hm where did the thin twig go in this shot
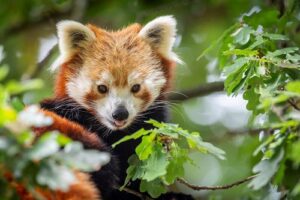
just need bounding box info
[122,187,149,200]
[288,99,300,111]
[168,81,224,102]
[114,185,152,200]
[25,0,88,79]
[26,44,58,79]
[0,10,71,40]
[177,174,258,191]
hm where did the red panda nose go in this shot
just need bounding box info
[112,106,129,121]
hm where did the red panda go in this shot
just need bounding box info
[31,16,194,200]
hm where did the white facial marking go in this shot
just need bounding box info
[92,70,165,130]
[145,70,166,99]
[66,70,92,108]
[96,71,113,86]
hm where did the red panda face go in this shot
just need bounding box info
[52,16,180,130]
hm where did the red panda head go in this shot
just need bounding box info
[52,16,181,130]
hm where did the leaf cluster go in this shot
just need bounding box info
[199,1,300,197]
[113,119,225,198]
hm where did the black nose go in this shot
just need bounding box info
[112,106,129,121]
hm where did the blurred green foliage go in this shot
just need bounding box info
[0,65,110,199]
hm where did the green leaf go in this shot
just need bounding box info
[223,49,258,57]
[263,185,281,200]
[112,129,151,148]
[37,159,76,192]
[58,142,110,172]
[248,35,265,49]
[135,133,156,160]
[10,98,24,112]
[0,106,17,125]
[28,133,60,160]
[185,132,225,160]
[266,47,299,58]
[225,65,248,94]
[248,150,284,190]
[128,155,146,181]
[196,140,226,160]
[287,53,300,63]
[243,86,260,111]
[164,148,187,184]
[232,26,253,45]
[197,23,239,61]
[288,140,300,166]
[263,33,289,41]
[223,57,248,75]
[16,131,34,145]
[285,81,300,94]
[146,119,163,128]
[56,134,72,146]
[143,144,169,181]
[140,179,167,198]
[121,155,147,190]
[5,79,44,94]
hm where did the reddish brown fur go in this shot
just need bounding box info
[5,171,100,200]
[26,109,103,199]
[159,56,176,95]
[37,171,100,200]
[136,87,152,107]
[55,56,83,98]
[54,22,175,104]
[36,109,103,149]
[29,21,177,200]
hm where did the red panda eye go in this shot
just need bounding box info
[97,85,108,94]
[131,84,141,93]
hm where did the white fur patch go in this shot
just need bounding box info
[66,70,92,107]
[145,70,166,99]
[51,20,96,71]
[96,71,114,86]
[139,16,182,64]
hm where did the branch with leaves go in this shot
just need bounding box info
[112,119,226,198]
[196,0,300,197]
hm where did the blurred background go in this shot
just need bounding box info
[0,0,280,199]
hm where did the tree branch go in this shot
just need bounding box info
[168,81,224,102]
[177,174,257,191]
[114,185,152,200]
[24,45,58,79]
[1,0,88,40]
[23,0,88,79]
[1,10,70,40]
[288,99,300,111]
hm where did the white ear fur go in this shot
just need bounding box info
[51,20,95,71]
[139,16,182,64]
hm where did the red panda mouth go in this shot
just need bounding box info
[114,120,127,127]
[107,119,128,129]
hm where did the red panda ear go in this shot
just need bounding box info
[51,20,96,70]
[139,16,182,64]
